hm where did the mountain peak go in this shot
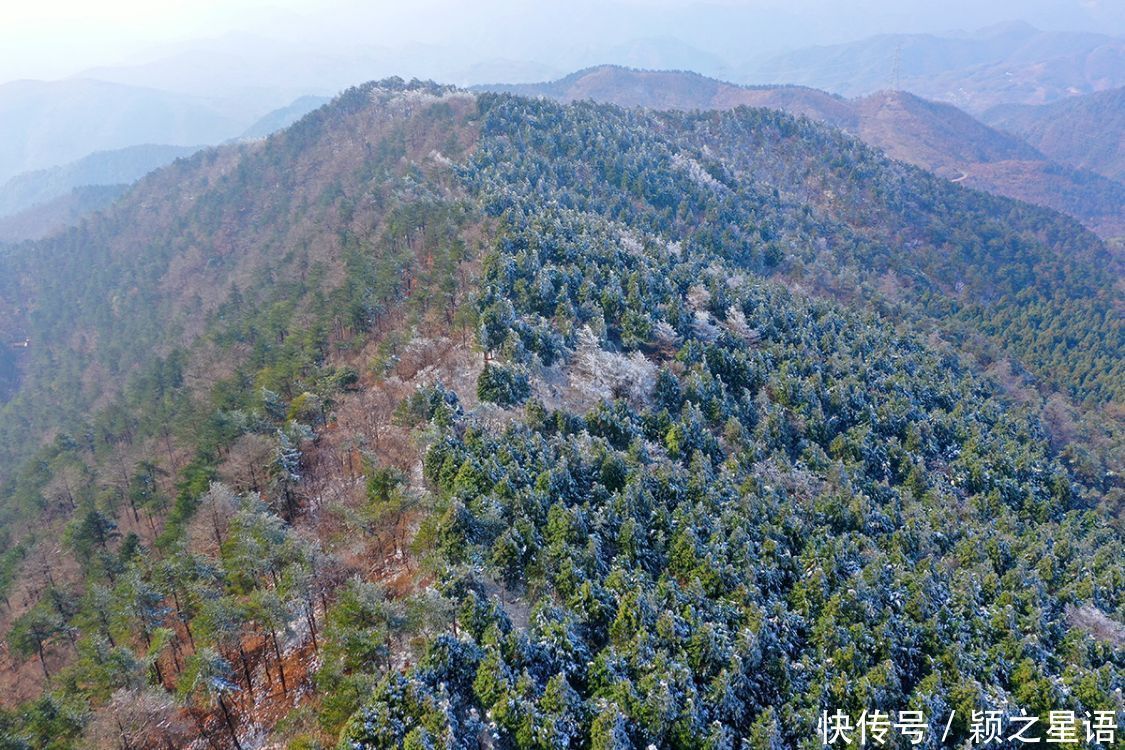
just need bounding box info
[974,19,1040,39]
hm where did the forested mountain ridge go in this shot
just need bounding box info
[0,80,1120,749]
[483,65,1125,238]
[468,93,1122,404]
[476,66,857,126]
[0,81,479,481]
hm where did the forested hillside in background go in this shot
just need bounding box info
[485,66,1125,239]
[0,145,202,221]
[0,80,1120,749]
[984,87,1125,183]
[0,185,130,243]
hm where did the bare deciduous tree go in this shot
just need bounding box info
[82,687,191,750]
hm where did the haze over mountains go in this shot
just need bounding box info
[0,91,330,241]
[0,79,247,183]
[749,21,1125,112]
[49,15,1125,113]
[12,1,1123,89]
[2,14,1121,244]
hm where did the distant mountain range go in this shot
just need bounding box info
[0,95,333,241]
[54,20,1125,115]
[745,21,1125,113]
[0,144,201,220]
[478,66,856,125]
[0,79,264,183]
[483,65,1124,237]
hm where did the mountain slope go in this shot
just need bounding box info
[345,207,1123,750]
[0,144,201,220]
[0,184,129,243]
[238,95,333,140]
[0,97,342,239]
[852,90,1041,172]
[0,81,1120,749]
[852,90,1125,238]
[747,22,1125,112]
[0,82,479,477]
[481,66,1125,238]
[984,86,1125,182]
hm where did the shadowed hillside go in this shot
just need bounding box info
[853,90,1125,237]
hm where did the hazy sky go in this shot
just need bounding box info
[2,0,1123,84]
[1,0,307,80]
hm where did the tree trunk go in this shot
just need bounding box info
[171,588,196,650]
[116,716,134,750]
[238,646,254,697]
[305,603,318,651]
[170,638,184,674]
[271,629,287,694]
[36,641,50,680]
[217,695,243,750]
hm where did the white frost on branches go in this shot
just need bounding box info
[692,310,721,342]
[652,320,681,352]
[725,305,761,345]
[671,152,725,191]
[428,149,453,167]
[619,230,645,257]
[571,326,656,405]
[686,285,711,310]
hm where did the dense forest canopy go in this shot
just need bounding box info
[479,66,1125,240]
[0,80,1119,749]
